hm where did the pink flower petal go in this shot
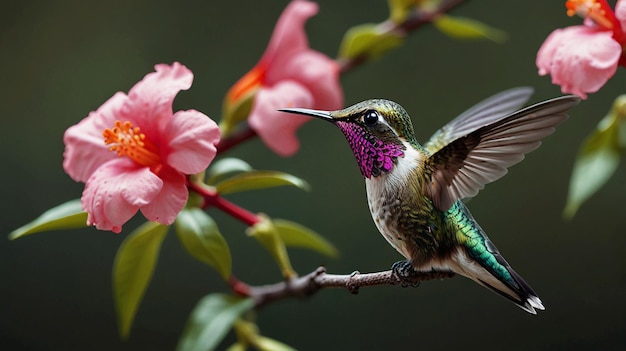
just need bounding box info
[537,29,562,76]
[140,166,187,225]
[164,109,221,175]
[63,62,213,232]
[127,62,194,136]
[63,92,129,182]
[81,158,163,232]
[260,0,319,67]
[249,81,314,156]
[274,51,343,110]
[234,0,343,156]
[537,26,621,98]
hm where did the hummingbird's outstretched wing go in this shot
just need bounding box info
[424,87,534,154]
[424,93,581,212]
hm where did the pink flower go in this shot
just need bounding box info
[63,62,221,233]
[537,0,626,99]
[224,0,343,156]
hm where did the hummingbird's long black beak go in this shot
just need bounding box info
[278,107,334,122]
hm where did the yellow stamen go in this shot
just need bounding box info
[103,120,161,167]
[565,0,613,29]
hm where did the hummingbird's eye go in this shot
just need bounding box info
[363,110,379,126]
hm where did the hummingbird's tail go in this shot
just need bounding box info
[450,248,544,314]
[447,203,544,314]
[451,250,545,314]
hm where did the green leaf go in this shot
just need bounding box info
[433,15,507,43]
[9,199,88,240]
[215,171,310,195]
[274,219,338,258]
[175,208,232,280]
[615,95,626,146]
[231,319,295,351]
[206,158,253,185]
[225,342,247,351]
[564,114,622,219]
[338,23,404,61]
[177,294,254,351]
[221,87,258,137]
[228,319,295,351]
[246,215,296,279]
[253,336,297,351]
[387,0,415,24]
[113,221,169,339]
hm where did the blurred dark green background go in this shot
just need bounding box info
[2,1,625,350]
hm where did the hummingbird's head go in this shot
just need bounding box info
[280,99,418,178]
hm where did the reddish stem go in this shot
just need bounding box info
[208,194,260,226]
[216,124,257,156]
[229,275,252,296]
[188,181,260,226]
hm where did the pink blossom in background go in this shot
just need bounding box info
[536,0,626,99]
[63,63,221,233]
[225,0,343,156]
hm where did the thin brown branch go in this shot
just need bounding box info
[249,266,455,309]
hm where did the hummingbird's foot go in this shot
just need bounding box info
[391,260,421,287]
[391,261,456,287]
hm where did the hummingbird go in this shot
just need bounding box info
[279,87,580,314]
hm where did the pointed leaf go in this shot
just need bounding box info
[206,158,253,185]
[274,219,338,258]
[215,171,309,195]
[339,23,404,61]
[113,221,169,339]
[9,199,87,240]
[252,336,297,351]
[246,215,296,279]
[433,15,507,43]
[564,115,622,218]
[175,208,232,280]
[177,294,254,351]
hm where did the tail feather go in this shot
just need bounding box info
[451,248,544,314]
[448,201,544,313]
[478,273,544,314]
[508,268,545,312]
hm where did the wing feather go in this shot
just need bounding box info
[425,95,580,211]
[424,87,535,154]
